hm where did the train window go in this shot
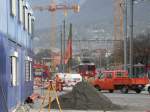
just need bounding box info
[116,72,125,77]
[106,73,112,79]
[10,0,17,17]
[88,65,95,71]
[79,65,95,71]
[148,72,150,79]
[98,73,105,79]
[11,56,17,86]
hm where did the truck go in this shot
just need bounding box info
[92,70,149,93]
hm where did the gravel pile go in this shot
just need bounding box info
[46,81,121,110]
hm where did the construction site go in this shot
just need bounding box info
[1,0,150,112]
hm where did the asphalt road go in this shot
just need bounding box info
[103,91,150,111]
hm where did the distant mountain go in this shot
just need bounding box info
[31,0,150,51]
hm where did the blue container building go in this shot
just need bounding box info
[0,0,35,112]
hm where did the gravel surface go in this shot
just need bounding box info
[30,84,150,112]
[46,82,121,111]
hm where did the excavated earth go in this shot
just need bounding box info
[45,81,122,111]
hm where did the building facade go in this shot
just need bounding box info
[0,0,34,112]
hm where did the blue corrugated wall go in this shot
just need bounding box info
[0,32,34,112]
[7,40,20,111]
[0,0,34,111]
[0,33,8,112]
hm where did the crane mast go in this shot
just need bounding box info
[114,0,124,66]
[50,0,57,49]
[33,0,80,71]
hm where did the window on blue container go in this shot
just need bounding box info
[28,13,31,34]
[23,5,28,30]
[10,56,17,86]
[29,62,32,81]
[18,0,23,23]
[25,61,32,81]
[10,0,17,17]
[31,17,35,36]
[28,14,35,36]
[25,61,29,81]
[23,6,25,29]
[25,8,28,31]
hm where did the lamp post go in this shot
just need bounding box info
[129,0,134,76]
[63,19,66,73]
[123,0,128,71]
[129,0,146,76]
[60,25,63,72]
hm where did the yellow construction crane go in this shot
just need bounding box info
[113,0,124,66]
[33,0,80,71]
[114,0,124,41]
[33,0,80,49]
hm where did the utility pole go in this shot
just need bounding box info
[129,0,134,76]
[123,0,128,70]
[60,25,63,72]
[99,52,102,68]
[69,23,73,72]
[63,19,66,73]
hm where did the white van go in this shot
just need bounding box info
[63,73,82,87]
[55,73,82,87]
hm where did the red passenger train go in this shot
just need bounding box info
[33,64,50,79]
[77,62,96,78]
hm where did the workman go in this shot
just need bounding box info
[55,74,62,91]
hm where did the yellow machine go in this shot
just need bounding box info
[39,81,62,112]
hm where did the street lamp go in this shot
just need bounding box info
[120,0,128,71]
[129,0,145,76]
[129,0,134,76]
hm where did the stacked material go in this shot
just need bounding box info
[46,81,121,110]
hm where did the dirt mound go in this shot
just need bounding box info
[46,81,121,110]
